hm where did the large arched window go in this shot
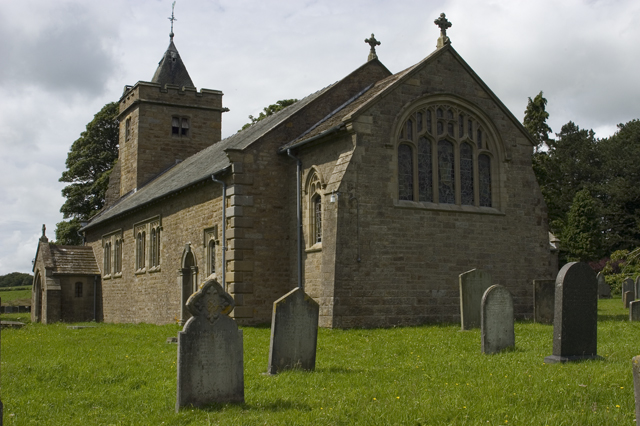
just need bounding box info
[396,101,496,207]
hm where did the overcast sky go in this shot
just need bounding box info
[1,0,639,275]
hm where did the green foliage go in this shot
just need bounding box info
[523,91,552,151]
[57,102,119,244]
[562,189,602,262]
[2,307,638,424]
[54,217,82,245]
[602,248,640,296]
[239,99,298,131]
[0,272,33,288]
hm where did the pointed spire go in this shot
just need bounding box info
[151,2,195,88]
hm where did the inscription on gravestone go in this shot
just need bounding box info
[596,272,611,299]
[481,285,515,354]
[622,277,634,300]
[533,279,555,324]
[544,262,602,363]
[176,279,244,411]
[459,269,492,330]
[630,301,640,322]
[267,287,319,375]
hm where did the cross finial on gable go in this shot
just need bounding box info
[434,13,452,48]
[168,1,177,41]
[365,33,381,61]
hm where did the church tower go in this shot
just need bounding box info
[116,32,224,197]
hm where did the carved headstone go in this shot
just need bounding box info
[267,287,319,374]
[623,277,635,300]
[544,262,601,363]
[630,301,640,322]
[625,291,635,309]
[176,279,244,411]
[459,269,492,330]
[481,285,515,354]
[533,279,555,324]
[596,272,611,299]
[633,356,640,425]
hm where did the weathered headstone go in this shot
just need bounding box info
[625,291,635,309]
[267,287,319,374]
[176,279,244,411]
[636,277,640,303]
[533,279,555,324]
[459,269,492,330]
[633,356,640,425]
[596,272,611,299]
[630,301,640,322]
[623,277,635,300]
[481,285,515,354]
[544,262,602,363]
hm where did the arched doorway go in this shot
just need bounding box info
[179,244,198,325]
[33,272,43,323]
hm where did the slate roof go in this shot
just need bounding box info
[85,81,337,229]
[151,40,195,88]
[48,245,100,275]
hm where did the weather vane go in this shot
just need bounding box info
[169,1,177,40]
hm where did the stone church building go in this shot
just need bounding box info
[33,15,557,327]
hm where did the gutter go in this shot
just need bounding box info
[287,149,303,290]
[210,173,227,291]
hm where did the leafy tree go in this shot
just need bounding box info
[562,189,602,262]
[239,99,298,131]
[0,272,33,288]
[56,102,119,244]
[523,91,552,151]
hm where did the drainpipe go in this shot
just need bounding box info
[287,149,303,290]
[93,275,97,322]
[211,174,227,291]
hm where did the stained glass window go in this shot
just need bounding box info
[438,140,455,204]
[398,144,414,200]
[479,154,492,207]
[406,119,413,140]
[437,121,444,135]
[314,196,322,243]
[447,109,454,120]
[459,114,464,138]
[426,110,432,133]
[460,143,474,205]
[447,123,454,137]
[437,108,443,118]
[477,129,483,149]
[418,137,432,202]
[468,119,473,140]
[417,112,423,133]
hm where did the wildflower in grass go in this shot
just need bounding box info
[616,405,620,408]
[397,397,400,399]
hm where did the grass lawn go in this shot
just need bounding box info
[0,286,31,306]
[1,298,636,425]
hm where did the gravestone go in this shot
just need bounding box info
[544,262,601,363]
[533,279,555,324]
[481,285,515,354]
[636,277,640,303]
[176,278,244,411]
[630,301,640,322]
[633,356,640,425]
[459,269,492,330]
[623,277,635,300]
[596,272,611,299]
[267,287,319,374]
[625,291,634,309]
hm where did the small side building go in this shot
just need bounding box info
[32,226,101,323]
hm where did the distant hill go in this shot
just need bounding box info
[0,272,33,288]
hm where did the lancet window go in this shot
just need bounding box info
[306,170,324,247]
[397,103,494,207]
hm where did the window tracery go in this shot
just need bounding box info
[396,101,495,208]
[305,170,324,248]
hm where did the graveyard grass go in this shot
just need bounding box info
[3,299,636,425]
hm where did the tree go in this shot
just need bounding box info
[239,99,298,131]
[562,189,602,262]
[0,272,33,288]
[523,91,552,151]
[56,102,119,244]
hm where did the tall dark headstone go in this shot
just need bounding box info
[544,262,602,363]
[533,279,555,324]
[459,269,492,330]
[635,277,640,302]
[630,301,640,322]
[596,272,611,299]
[481,285,515,354]
[623,277,634,300]
[267,287,319,375]
[176,279,244,411]
[625,291,635,309]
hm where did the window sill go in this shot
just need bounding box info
[149,266,161,273]
[103,274,111,280]
[135,269,146,275]
[113,273,122,279]
[394,199,504,215]
[305,243,322,253]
